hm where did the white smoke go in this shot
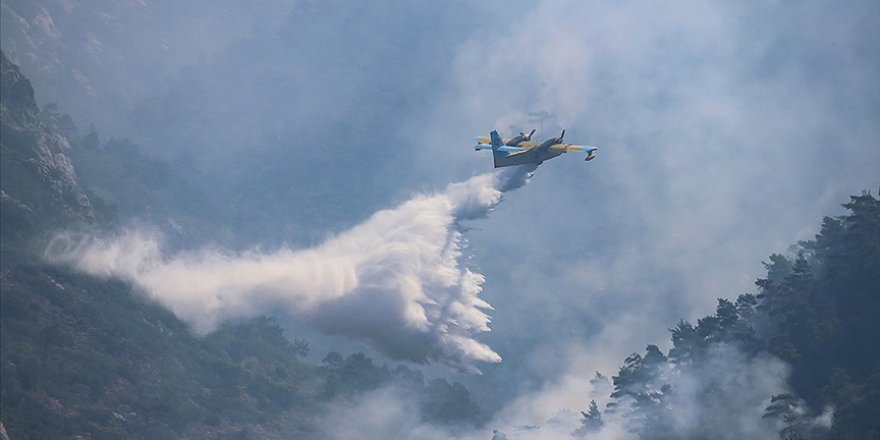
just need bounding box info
[45,165,536,371]
[475,343,832,440]
[315,386,458,440]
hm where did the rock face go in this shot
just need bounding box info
[0,49,93,239]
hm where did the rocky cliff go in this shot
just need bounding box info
[1,49,92,251]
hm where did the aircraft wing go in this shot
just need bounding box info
[553,143,599,161]
[556,144,598,153]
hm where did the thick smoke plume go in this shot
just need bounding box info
[46,165,537,371]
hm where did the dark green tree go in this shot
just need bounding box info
[573,399,604,437]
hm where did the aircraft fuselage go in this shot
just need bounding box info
[493,144,564,168]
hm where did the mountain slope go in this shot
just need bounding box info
[0,53,484,439]
[1,49,93,256]
[1,48,327,439]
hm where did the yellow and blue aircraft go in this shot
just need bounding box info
[475,129,598,168]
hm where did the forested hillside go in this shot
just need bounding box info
[0,51,482,440]
[0,50,94,258]
[3,40,879,439]
[581,192,880,439]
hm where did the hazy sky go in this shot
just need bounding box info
[5,0,879,436]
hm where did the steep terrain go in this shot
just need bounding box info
[0,48,319,439]
[0,53,482,439]
[1,50,92,256]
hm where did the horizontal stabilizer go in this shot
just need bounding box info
[476,143,525,153]
[498,145,526,153]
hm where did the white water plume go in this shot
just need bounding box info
[46,165,537,371]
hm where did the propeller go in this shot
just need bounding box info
[517,129,537,141]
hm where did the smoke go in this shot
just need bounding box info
[10,0,875,436]
[475,343,833,440]
[620,344,792,439]
[313,386,458,440]
[45,165,536,371]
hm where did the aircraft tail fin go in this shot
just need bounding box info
[489,130,504,152]
[490,130,507,168]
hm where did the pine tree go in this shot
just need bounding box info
[573,400,604,437]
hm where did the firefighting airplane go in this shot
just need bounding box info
[475,129,598,168]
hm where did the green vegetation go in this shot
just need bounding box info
[320,352,483,426]
[0,261,483,439]
[0,269,323,439]
[4,43,878,439]
[589,192,880,439]
[1,51,482,439]
[0,263,483,439]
